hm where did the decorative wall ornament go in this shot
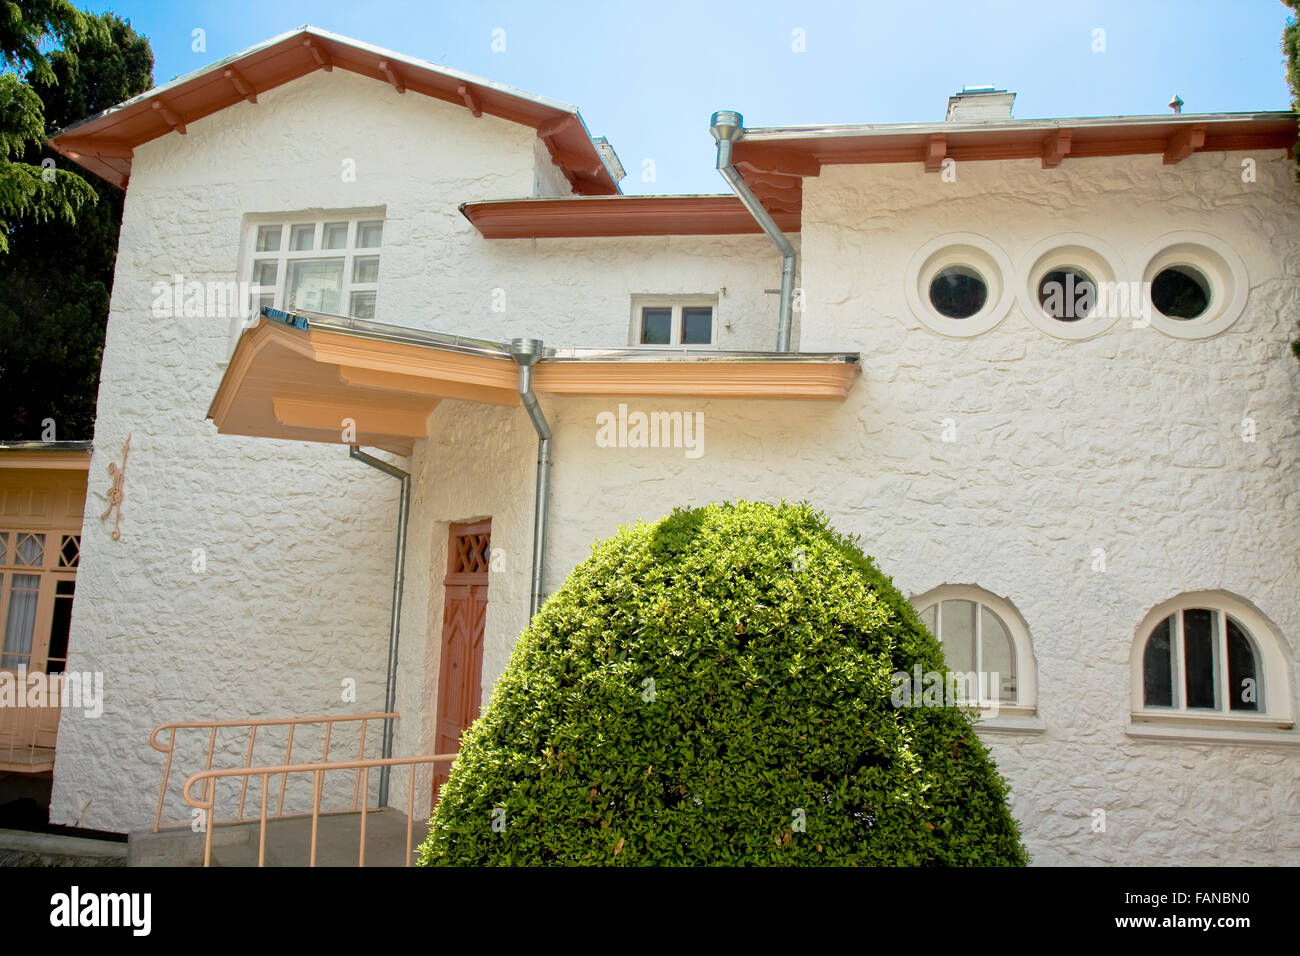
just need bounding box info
[99,433,131,540]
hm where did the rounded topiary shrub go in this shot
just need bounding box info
[418,501,1028,866]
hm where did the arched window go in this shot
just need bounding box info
[1133,592,1293,728]
[910,585,1037,715]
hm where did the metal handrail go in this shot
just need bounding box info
[149,712,397,832]
[182,754,457,866]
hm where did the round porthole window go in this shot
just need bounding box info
[1150,264,1211,320]
[905,234,1014,337]
[1139,233,1247,339]
[929,265,987,318]
[1036,267,1097,322]
[1017,234,1125,341]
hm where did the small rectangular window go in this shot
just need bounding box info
[356,221,384,249]
[322,222,350,249]
[289,223,316,252]
[352,256,380,284]
[681,307,713,345]
[632,299,717,347]
[255,225,282,253]
[640,308,672,345]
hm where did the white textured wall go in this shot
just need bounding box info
[54,59,1300,863]
[401,151,1300,864]
[52,67,782,832]
[51,69,549,832]
[792,153,1300,864]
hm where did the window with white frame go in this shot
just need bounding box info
[1133,592,1292,727]
[247,216,384,322]
[631,297,716,347]
[911,585,1037,714]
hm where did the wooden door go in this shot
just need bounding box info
[432,520,490,805]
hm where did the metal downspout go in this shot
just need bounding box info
[508,338,552,619]
[349,445,410,807]
[710,109,797,352]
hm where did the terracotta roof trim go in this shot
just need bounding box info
[49,25,620,195]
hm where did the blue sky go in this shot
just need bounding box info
[85,0,1296,193]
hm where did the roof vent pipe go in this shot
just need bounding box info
[509,338,552,619]
[711,109,797,352]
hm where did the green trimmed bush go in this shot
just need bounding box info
[418,501,1028,866]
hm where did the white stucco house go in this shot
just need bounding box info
[13,25,1298,864]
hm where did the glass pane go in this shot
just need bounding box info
[940,599,975,676]
[255,225,281,253]
[252,260,277,289]
[1226,616,1259,712]
[1143,616,1173,707]
[286,259,344,314]
[356,221,384,249]
[980,606,1016,703]
[929,265,987,319]
[352,256,380,284]
[47,579,75,674]
[289,224,316,252]
[322,222,349,249]
[641,308,671,345]
[681,307,712,345]
[15,533,44,566]
[2,573,40,669]
[1183,608,1217,709]
[918,604,937,634]
[59,535,79,568]
[349,291,376,320]
[258,293,276,315]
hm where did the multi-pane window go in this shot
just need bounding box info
[917,597,1017,705]
[248,217,383,320]
[1142,607,1261,713]
[0,531,78,673]
[910,585,1037,714]
[634,301,715,347]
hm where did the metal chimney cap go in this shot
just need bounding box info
[1169,94,1184,113]
[710,110,744,143]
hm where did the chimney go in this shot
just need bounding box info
[946,86,1016,123]
[591,136,626,183]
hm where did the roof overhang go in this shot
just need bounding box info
[0,443,93,470]
[48,26,621,195]
[729,111,1298,222]
[460,194,802,238]
[209,310,860,456]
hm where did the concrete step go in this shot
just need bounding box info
[0,827,127,867]
[130,809,428,867]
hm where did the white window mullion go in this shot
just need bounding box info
[1217,610,1229,713]
[1173,611,1186,713]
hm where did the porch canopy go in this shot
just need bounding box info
[208,309,861,455]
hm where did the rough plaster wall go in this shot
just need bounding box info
[50,69,541,832]
[787,152,1300,864]
[438,233,793,350]
[532,137,575,198]
[390,402,536,820]
[55,58,1299,860]
[402,151,1300,863]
